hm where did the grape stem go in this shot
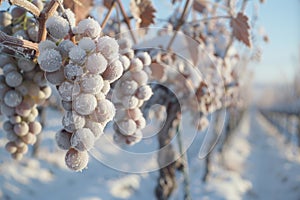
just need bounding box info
[37,0,60,42]
[116,0,137,44]
[101,0,116,30]
[9,0,41,17]
[0,30,38,56]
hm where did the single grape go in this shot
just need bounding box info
[80,74,103,94]
[131,70,149,86]
[38,49,62,72]
[119,80,138,96]
[129,58,143,72]
[17,58,36,72]
[65,148,89,171]
[116,119,137,136]
[55,129,72,150]
[86,53,107,74]
[78,37,96,52]
[96,36,119,61]
[135,85,153,101]
[69,46,86,65]
[102,60,123,83]
[84,120,104,138]
[64,64,83,81]
[73,93,97,116]
[38,40,57,52]
[62,111,85,132]
[70,128,95,151]
[4,90,22,107]
[75,18,101,39]
[46,15,70,39]
[13,122,29,136]
[92,99,115,123]
[28,121,42,134]
[58,40,75,58]
[45,67,65,85]
[5,141,18,154]
[121,95,139,109]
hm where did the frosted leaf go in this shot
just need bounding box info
[86,53,107,74]
[2,63,17,75]
[55,129,72,150]
[119,80,138,96]
[120,55,130,71]
[136,85,153,101]
[62,111,85,132]
[80,74,103,94]
[58,40,75,58]
[29,121,42,134]
[85,120,104,138]
[38,40,57,52]
[38,49,62,72]
[78,37,96,52]
[58,81,79,101]
[73,93,97,115]
[13,122,29,136]
[4,90,22,107]
[65,148,89,171]
[131,70,149,86]
[69,46,86,65]
[46,15,70,39]
[64,64,83,81]
[1,104,15,116]
[93,99,115,123]
[118,38,132,50]
[71,128,95,151]
[135,116,146,129]
[137,52,152,66]
[101,80,110,95]
[121,95,139,109]
[5,71,22,87]
[45,67,65,85]
[116,119,137,136]
[129,58,143,72]
[96,36,119,61]
[102,60,123,83]
[75,18,101,39]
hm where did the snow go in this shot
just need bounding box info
[1,106,300,200]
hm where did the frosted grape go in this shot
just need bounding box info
[135,117,146,129]
[64,9,76,28]
[84,120,104,138]
[64,64,83,81]
[69,46,86,65]
[75,18,101,39]
[93,99,115,123]
[102,60,123,83]
[4,90,22,107]
[46,15,69,39]
[119,80,138,96]
[58,81,79,102]
[86,53,107,74]
[62,111,85,132]
[80,74,103,94]
[116,119,137,136]
[121,95,139,109]
[58,40,75,58]
[38,49,62,72]
[120,55,130,71]
[131,70,149,86]
[55,129,72,150]
[71,128,95,151]
[5,71,23,87]
[65,148,89,171]
[101,80,110,95]
[73,93,97,115]
[129,58,143,72]
[137,52,152,66]
[38,40,57,52]
[96,36,119,61]
[78,37,96,52]
[136,85,153,101]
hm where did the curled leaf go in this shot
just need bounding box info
[230,12,251,47]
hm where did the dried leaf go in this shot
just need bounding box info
[230,12,251,47]
[63,0,93,23]
[193,0,207,13]
[130,0,156,28]
[103,0,114,9]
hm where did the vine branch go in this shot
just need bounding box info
[101,0,116,29]
[9,0,41,17]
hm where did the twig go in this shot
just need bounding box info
[9,0,41,17]
[116,0,137,44]
[0,30,38,55]
[167,0,192,50]
[37,0,60,42]
[101,0,116,29]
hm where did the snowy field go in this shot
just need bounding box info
[1,105,300,200]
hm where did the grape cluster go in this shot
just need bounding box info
[111,38,152,146]
[0,54,50,160]
[38,16,128,171]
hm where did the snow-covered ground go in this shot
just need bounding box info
[0,106,300,200]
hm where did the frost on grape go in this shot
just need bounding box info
[46,15,70,39]
[69,46,87,65]
[38,49,62,72]
[71,128,95,151]
[96,36,119,61]
[74,18,101,39]
[73,93,97,116]
[62,111,85,132]
[65,148,89,171]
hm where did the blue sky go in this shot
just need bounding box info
[251,0,300,84]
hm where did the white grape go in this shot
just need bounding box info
[101,80,110,95]
[96,36,119,61]
[46,15,70,39]
[73,93,97,115]
[62,111,85,132]
[38,49,62,72]
[28,121,42,134]
[135,116,146,129]
[4,90,22,107]
[86,53,107,74]
[71,128,95,151]
[80,74,103,94]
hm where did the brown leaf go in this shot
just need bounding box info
[63,0,93,23]
[130,0,156,28]
[103,0,114,9]
[193,0,207,13]
[230,12,251,47]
